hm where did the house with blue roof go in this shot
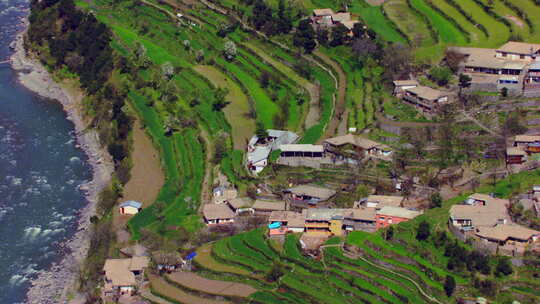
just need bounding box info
[119,201,143,215]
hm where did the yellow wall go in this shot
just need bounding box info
[330,220,343,236]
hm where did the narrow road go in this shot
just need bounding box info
[198,126,214,210]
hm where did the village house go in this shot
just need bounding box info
[475,224,540,256]
[268,210,306,235]
[506,147,527,164]
[513,134,540,154]
[118,201,142,215]
[343,207,377,232]
[450,42,540,96]
[212,186,238,204]
[246,129,299,174]
[225,197,252,215]
[375,206,422,230]
[252,199,286,216]
[284,184,337,208]
[392,80,419,97]
[449,194,510,232]
[279,144,325,158]
[324,133,392,160]
[202,204,235,225]
[102,256,149,297]
[356,195,404,209]
[401,86,450,113]
[304,208,348,237]
[310,8,360,36]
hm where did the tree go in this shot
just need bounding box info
[503,112,527,135]
[316,28,329,46]
[444,275,456,297]
[495,258,513,276]
[445,50,466,73]
[161,62,174,80]
[416,221,430,241]
[255,121,268,140]
[382,43,412,80]
[429,66,452,86]
[223,40,237,60]
[352,38,378,61]
[266,260,285,282]
[293,19,316,53]
[260,71,271,88]
[458,73,472,97]
[329,23,349,47]
[352,22,366,38]
[501,87,508,97]
[385,225,394,240]
[430,192,442,208]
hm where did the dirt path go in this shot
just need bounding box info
[314,50,347,139]
[193,65,254,150]
[167,271,257,297]
[199,127,214,210]
[149,274,231,304]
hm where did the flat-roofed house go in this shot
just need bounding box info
[268,210,306,233]
[402,86,449,113]
[225,197,252,214]
[252,199,286,215]
[449,194,510,230]
[375,206,422,229]
[103,256,149,296]
[202,204,235,225]
[476,224,540,256]
[506,147,527,164]
[524,61,540,96]
[393,80,419,96]
[280,144,325,158]
[343,207,377,232]
[246,129,299,174]
[285,184,336,207]
[311,9,359,35]
[495,41,540,61]
[324,134,392,159]
[304,208,347,236]
[514,135,540,152]
[357,195,403,209]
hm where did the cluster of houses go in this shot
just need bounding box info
[506,134,540,164]
[204,182,422,239]
[268,194,421,237]
[393,80,451,115]
[310,8,360,36]
[449,193,539,256]
[451,41,540,97]
[102,256,149,299]
[246,130,393,174]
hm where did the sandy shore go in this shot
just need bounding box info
[10,22,114,304]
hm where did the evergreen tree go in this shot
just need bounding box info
[444,275,456,297]
[416,221,430,241]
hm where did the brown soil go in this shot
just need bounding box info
[505,15,524,28]
[365,0,386,5]
[167,272,257,298]
[114,118,165,231]
[149,274,231,304]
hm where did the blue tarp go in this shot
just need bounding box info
[268,222,281,229]
[186,252,197,260]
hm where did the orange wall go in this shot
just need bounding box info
[376,215,410,229]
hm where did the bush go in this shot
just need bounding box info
[444,275,456,297]
[416,221,430,241]
[428,66,452,86]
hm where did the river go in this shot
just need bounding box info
[0,0,93,302]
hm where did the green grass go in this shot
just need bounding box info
[383,0,436,47]
[410,0,467,44]
[349,0,408,44]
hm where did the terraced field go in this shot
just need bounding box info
[151,228,450,304]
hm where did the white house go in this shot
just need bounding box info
[119,201,142,215]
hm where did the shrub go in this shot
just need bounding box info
[428,66,452,86]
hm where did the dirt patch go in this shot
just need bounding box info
[149,274,231,304]
[114,118,165,232]
[167,271,257,297]
[195,244,251,276]
[505,15,524,28]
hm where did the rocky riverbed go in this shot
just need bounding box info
[10,22,114,304]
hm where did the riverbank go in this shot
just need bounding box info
[10,23,114,304]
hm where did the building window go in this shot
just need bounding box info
[502,52,507,57]
[520,54,525,59]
